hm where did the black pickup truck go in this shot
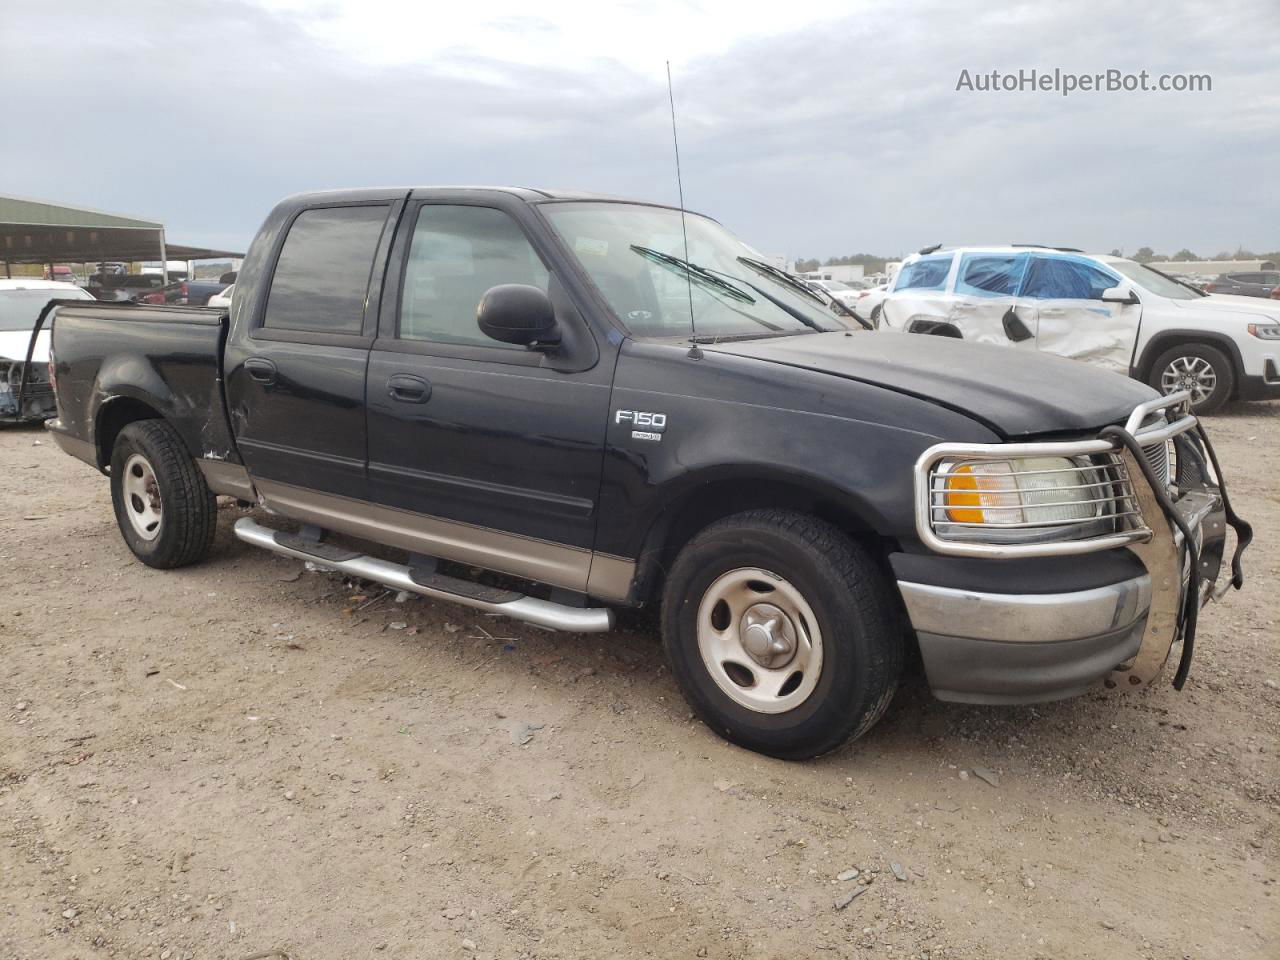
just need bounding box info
[40,187,1250,759]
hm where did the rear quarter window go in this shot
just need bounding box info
[263,205,389,334]
[894,254,953,292]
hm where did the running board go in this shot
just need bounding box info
[233,517,614,633]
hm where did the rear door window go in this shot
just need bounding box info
[894,254,953,292]
[1022,257,1118,300]
[263,205,389,334]
[955,253,1027,297]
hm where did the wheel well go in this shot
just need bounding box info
[631,477,891,607]
[1138,333,1243,389]
[907,319,962,338]
[95,398,163,468]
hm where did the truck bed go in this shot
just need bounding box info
[46,301,239,470]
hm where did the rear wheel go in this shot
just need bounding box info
[109,420,217,568]
[661,510,902,760]
[1149,342,1234,414]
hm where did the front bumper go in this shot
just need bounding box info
[898,392,1248,704]
[0,367,55,423]
[898,575,1153,704]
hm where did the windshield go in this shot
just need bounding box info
[1105,259,1204,300]
[817,280,853,292]
[0,287,92,331]
[541,202,848,340]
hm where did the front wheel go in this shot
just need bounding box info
[1149,343,1234,414]
[661,510,902,760]
[110,420,217,568]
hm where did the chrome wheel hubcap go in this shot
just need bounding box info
[122,453,163,541]
[741,603,798,668]
[696,568,823,714]
[1160,356,1216,405]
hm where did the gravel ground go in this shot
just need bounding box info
[1,403,1276,960]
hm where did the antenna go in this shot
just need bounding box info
[666,60,701,360]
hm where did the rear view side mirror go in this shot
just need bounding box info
[1100,284,1139,305]
[1002,307,1034,342]
[477,284,560,347]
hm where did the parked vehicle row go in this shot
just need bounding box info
[875,245,1280,413]
[1203,270,1280,299]
[42,187,1249,760]
[132,278,232,306]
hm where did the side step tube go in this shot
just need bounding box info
[233,517,614,633]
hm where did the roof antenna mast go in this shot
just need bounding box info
[666,60,702,360]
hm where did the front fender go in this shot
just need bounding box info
[594,341,1000,561]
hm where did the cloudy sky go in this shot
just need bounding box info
[3,0,1276,260]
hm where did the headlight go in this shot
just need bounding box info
[1247,323,1280,340]
[941,456,1096,526]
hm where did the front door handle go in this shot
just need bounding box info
[244,357,277,384]
[387,374,432,404]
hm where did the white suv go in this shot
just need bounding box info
[876,245,1280,412]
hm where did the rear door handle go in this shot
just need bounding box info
[387,374,432,404]
[244,357,277,384]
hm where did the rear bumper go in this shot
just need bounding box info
[45,419,98,467]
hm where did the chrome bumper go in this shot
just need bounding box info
[900,575,1154,704]
[899,576,1152,644]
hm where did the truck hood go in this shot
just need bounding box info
[0,329,49,364]
[704,332,1155,438]
[1179,293,1280,321]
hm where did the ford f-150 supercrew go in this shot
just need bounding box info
[40,187,1251,759]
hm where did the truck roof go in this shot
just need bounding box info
[281,186,707,217]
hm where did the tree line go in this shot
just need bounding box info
[1114,246,1280,264]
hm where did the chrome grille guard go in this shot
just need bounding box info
[914,392,1200,560]
[914,390,1252,690]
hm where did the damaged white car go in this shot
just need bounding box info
[877,245,1280,413]
[0,280,94,424]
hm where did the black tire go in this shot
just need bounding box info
[1147,342,1234,414]
[109,420,217,568]
[660,510,902,760]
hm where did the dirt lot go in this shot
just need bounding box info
[1,404,1276,960]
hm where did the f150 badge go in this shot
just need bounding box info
[616,409,666,441]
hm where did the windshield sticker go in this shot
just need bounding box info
[574,236,609,257]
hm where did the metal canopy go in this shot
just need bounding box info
[0,194,243,266]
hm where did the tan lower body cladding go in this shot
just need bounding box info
[202,468,635,602]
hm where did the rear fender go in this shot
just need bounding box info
[91,357,235,467]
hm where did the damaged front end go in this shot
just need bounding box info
[0,358,56,423]
[901,392,1251,701]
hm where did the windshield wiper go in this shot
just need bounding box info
[737,256,826,304]
[737,256,872,330]
[630,245,756,304]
